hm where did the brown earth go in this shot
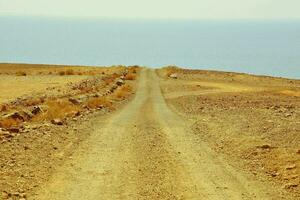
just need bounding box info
[159,67,300,199]
[0,64,138,199]
[1,65,299,199]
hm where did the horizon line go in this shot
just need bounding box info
[1,14,300,22]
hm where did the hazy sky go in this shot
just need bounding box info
[1,0,300,20]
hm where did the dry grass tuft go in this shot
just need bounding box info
[0,104,8,112]
[103,77,116,85]
[125,73,136,80]
[163,65,180,77]
[65,69,75,75]
[33,99,80,121]
[78,86,95,93]
[166,71,174,77]
[16,71,27,76]
[86,97,112,109]
[58,71,66,76]
[23,98,44,106]
[114,85,132,99]
[0,118,22,129]
[128,65,139,74]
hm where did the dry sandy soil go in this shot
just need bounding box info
[0,63,138,199]
[0,65,299,199]
[159,67,300,199]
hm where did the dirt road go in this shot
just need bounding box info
[32,69,283,199]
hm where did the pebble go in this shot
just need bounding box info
[51,119,64,125]
[258,144,272,149]
[285,164,296,170]
[283,183,298,189]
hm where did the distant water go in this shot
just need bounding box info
[1,16,300,79]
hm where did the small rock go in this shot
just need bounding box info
[116,79,125,86]
[12,192,20,196]
[1,191,10,199]
[92,93,100,98]
[0,131,13,139]
[31,106,43,115]
[285,164,296,170]
[283,183,298,189]
[109,85,118,92]
[6,127,20,133]
[51,119,64,125]
[257,144,272,149]
[270,171,280,177]
[4,112,24,121]
[285,113,292,117]
[68,98,81,105]
[75,111,81,117]
[169,73,178,79]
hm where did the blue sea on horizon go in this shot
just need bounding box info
[0,16,299,79]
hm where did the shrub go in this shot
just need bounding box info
[0,104,8,112]
[166,71,174,77]
[114,85,132,99]
[86,97,112,109]
[16,71,27,76]
[125,73,136,80]
[0,118,22,129]
[65,69,75,75]
[23,98,43,106]
[33,99,80,121]
[58,71,66,76]
[103,77,115,85]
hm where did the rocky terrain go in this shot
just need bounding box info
[1,64,299,200]
[0,63,139,199]
[158,67,300,199]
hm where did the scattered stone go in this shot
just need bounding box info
[283,183,298,189]
[31,106,43,115]
[257,144,272,149]
[1,191,10,199]
[77,95,89,102]
[68,97,81,105]
[285,113,292,117]
[285,164,296,170]
[116,79,125,86]
[6,127,20,133]
[110,85,118,92]
[270,171,280,177]
[51,119,64,125]
[169,73,178,79]
[4,112,24,121]
[12,192,20,197]
[0,131,13,138]
[92,93,100,98]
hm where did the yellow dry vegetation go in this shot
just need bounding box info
[114,85,132,99]
[86,97,113,109]
[0,118,22,129]
[33,99,80,121]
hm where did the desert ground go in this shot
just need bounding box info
[0,64,299,199]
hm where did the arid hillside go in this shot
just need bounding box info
[0,63,139,199]
[158,67,300,198]
[1,64,299,200]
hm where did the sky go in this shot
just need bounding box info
[1,0,300,20]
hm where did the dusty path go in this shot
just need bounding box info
[32,69,282,199]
